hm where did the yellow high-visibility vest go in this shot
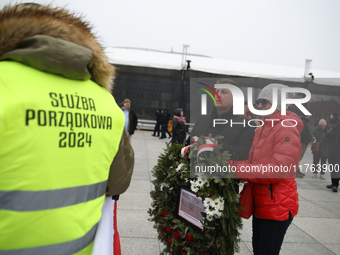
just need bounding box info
[0,61,124,254]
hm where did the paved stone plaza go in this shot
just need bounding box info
[117,130,340,255]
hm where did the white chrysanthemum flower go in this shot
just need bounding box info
[217,196,224,205]
[176,163,185,172]
[217,205,225,212]
[191,184,199,193]
[203,179,210,187]
[206,214,214,221]
[190,180,199,193]
[203,197,213,208]
[196,178,205,188]
[214,209,223,218]
[211,198,222,209]
[205,208,215,216]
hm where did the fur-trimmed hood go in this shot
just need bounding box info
[0,4,115,92]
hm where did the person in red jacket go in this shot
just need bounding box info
[236,84,302,255]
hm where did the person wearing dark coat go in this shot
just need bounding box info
[159,109,172,139]
[296,114,312,178]
[123,99,138,141]
[190,107,254,161]
[188,79,255,195]
[152,109,161,137]
[311,119,329,179]
[171,108,187,145]
[326,115,340,192]
[188,79,254,162]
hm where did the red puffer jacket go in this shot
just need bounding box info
[236,111,303,221]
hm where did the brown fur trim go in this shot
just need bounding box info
[0,4,115,92]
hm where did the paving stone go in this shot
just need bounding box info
[297,200,337,218]
[120,237,160,255]
[117,209,157,239]
[293,218,340,244]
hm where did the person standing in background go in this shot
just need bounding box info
[152,109,161,137]
[296,114,312,178]
[159,109,172,139]
[311,119,329,179]
[123,99,138,141]
[326,114,340,192]
[171,108,187,145]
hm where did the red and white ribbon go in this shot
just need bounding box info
[197,138,215,158]
[181,136,198,157]
[181,136,216,158]
[92,198,121,255]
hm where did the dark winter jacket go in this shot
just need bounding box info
[171,108,186,145]
[155,109,162,123]
[160,110,171,125]
[327,123,340,154]
[236,111,302,221]
[128,109,138,135]
[189,107,255,161]
[299,116,312,144]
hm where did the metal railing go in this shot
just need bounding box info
[137,119,156,131]
[137,119,194,133]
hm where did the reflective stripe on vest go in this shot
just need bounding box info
[0,224,97,255]
[0,224,98,255]
[0,61,125,254]
[0,180,107,211]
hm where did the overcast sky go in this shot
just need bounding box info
[2,0,340,73]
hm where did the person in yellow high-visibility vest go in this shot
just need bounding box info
[0,3,134,255]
